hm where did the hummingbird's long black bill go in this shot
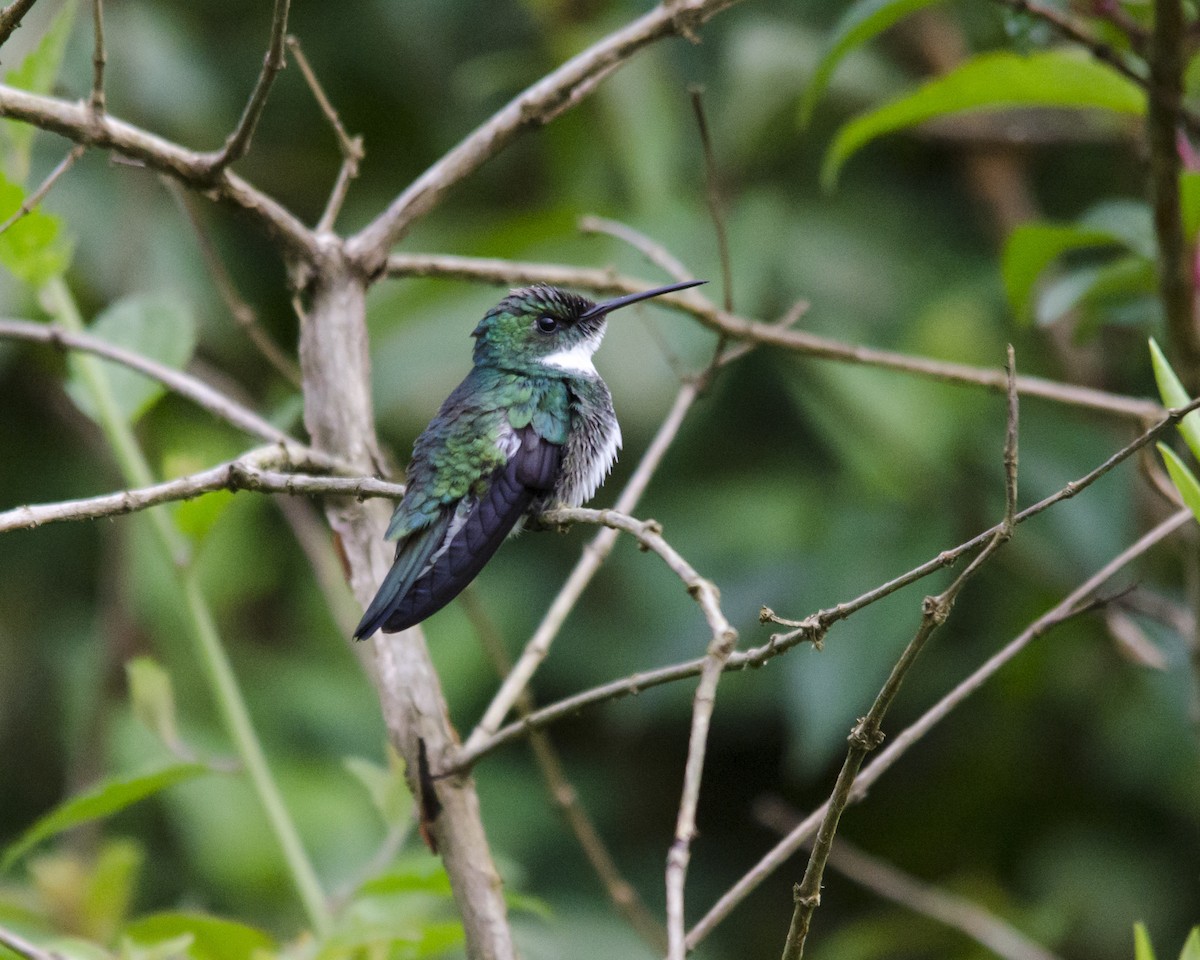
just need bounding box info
[579,278,707,321]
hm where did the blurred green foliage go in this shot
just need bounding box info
[2,1,1199,959]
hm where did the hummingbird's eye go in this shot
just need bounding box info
[536,315,558,334]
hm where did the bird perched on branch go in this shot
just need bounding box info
[354,278,706,639]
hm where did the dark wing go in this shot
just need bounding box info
[354,427,562,638]
[353,507,454,640]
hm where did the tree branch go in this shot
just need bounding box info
[780,350,1019,960]
[0,144,83,235]
[196,0,291,179]
[285,34,363,234]
[345,0,745,272]
[688,509,1194,950]
[455,390,1200,771]
[166,181,304,387]
[89,0,106,116]
[383,252,1164,421]
[0,448,386,535]
[0,84,318,261]
[460,589,669,954]
[1147,0,1200,387]
[0,925,63,960]
[0,0,37,48]
[754,802,1065,960]
[0,318,294,444]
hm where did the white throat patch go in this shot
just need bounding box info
[539,340,599,376]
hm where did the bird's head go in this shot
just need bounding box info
[471,280,705,374]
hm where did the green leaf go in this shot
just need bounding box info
[1035,255,1156,336]
[1002,222,1121,323]
[799,0,946,126]
[320,919,463,959]
[357,860,454,899]
[126,658,183,754]
[122,913,276,960]
[1179,928,1200,960]
[1078,199,1155,260]
[1136,924,1158,960]
[82,840,143,943]
[66,295,198,425]
[1149,337,1200,462]
[1158,444,1200,524]
[822,50,1145,188]
[3,0,78,181]
[1,763,208,872]
[0,171,73,285]
[119,934,195,960]
[1182,172,1200,241]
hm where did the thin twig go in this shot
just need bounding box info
[579,216,694,282]
[0,925,64,960]
[0,451,392,535]
[991,0,1145,82]
[89,0,105,117]
[455,381,1200,772]
[166,180,303,387]
[654,536,739,956]
[0,318,294,443]
[345,0,745,273]
[0,0,37,49]
[286,34,364,234]
[988,0,1200,137]
[688,509,1194,950]
[0,83,318,261]
[460,589,669,954]
[577,215,700,381]
[197,0,291,179]
[382,252,1163,422]
[780,350,1019,960]
[0,144,83,235]
[689,86,733,314]
[754,799,1065,960]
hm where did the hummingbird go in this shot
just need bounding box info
[354,278,706,640]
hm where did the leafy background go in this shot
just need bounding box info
[1,1,1198,959]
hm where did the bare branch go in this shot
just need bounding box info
[89,0,106,116]
[781,354,1019,960]
[345,0,746,272]
[0,318,294,443]
[579,215,695,282]
[457,390,1200,771]
[461,589,669,954]
[0,143,83,235]
[1146,0,1200,387]
[197,0,291,179]
[0,449,392,535]
[689,509,1194,950]
[299,259,517,958]
[0,0,37,48]
[0,83,319,261]
[382,252,1164,421]
[755,801,1065,960]
[689,86,733,314]
[0,924,64,960]
[166,181,303,387]
[286,34,364,234]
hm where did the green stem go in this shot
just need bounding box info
[43,277,332,936]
